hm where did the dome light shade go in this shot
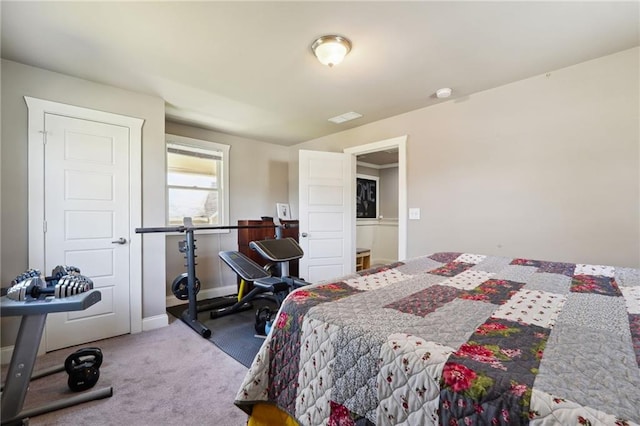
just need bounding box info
[311,35,351,67]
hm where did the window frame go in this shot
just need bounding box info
[165,133,230,234]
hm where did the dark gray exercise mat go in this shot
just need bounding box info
[167,297,272,368]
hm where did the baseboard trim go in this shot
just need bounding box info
[1,345,15,366]
[165,284,237,308]
[142,314,169,332]
[373,258,396,266]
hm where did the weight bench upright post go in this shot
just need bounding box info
[180,226,212,338]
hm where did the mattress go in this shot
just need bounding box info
[234,252,640,425]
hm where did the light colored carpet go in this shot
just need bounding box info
[2,317,250,426]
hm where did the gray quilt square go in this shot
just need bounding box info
[555,293,630,337]
[525,272,571,294]
[311,302,440,342]
[329,273,445,311]
[536,324,640,423]
[616,267,640,287]
[331,325,384,416]
[492,265,538,283]
[396,256,444,275]
[415,298,497,349]
[472,256,513,273]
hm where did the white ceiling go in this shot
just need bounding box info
[2,1,638,146]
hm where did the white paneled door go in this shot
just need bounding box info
[298,150,354,283]
[44,113,131,351]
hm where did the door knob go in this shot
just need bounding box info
[111,237,127,245]
[301,233,308,238]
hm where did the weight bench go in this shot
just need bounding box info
[212,237,306,319]
[249,237,307,289]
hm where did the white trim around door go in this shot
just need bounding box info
[24,96,144,345]
[344,135,408,261]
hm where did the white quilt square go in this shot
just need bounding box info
[454,253,487,264]
[620,286,640,314]
[492,289,567,329]
[296,317,337,425]
[574,264,615,278]
[529,389,629,426]
[440,270,494,290]
[377,334,453,426]
[345,269,411,291]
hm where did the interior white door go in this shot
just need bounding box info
[44,113,131,351]
[298,150,354,283]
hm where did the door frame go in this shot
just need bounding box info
[25,96,144,341]
[344,135,408,261]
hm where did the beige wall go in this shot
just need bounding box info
[379,167,399,219]
[356,165,379,177]
[291,47,640,268]
[164,122,290,299]
[1,60,167,347]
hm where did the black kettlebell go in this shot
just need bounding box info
[64,347,103,392]
[255,307,273,335]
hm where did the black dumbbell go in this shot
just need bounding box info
[11,269,41,286]
[65,347,103,392]
[47,265,81,286]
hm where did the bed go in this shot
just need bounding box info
[234,252,640,425]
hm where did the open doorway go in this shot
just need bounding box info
[344,136,407,267]
[355,149,399,267]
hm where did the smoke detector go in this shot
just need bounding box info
[436,87,452,99]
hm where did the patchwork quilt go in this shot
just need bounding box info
[234,253,640,425]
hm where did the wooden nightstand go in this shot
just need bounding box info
[356,248,371,271]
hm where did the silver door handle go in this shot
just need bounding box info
[111,237,127,245]
[301,233,308,238]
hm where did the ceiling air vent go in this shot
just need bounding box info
[328,111,362,124]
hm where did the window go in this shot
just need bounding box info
[166,134,230,227]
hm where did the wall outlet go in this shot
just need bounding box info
[409,208,421,220]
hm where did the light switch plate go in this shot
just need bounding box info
[409,208,421,220]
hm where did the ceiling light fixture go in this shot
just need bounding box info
[311,35,352,67]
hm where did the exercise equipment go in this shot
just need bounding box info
[171,273,201,300]
[135,217,292,338]
[5,266,93,302]
[250,237,306,286]
[255,306,274,335]
[215,237,307,335]
[1,284,112,426]
[213,251,286,319]
[6,276,93,301]
[64,348,103,392]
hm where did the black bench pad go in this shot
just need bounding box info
[218,251,270,282]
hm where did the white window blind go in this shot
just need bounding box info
[166,134,230,227]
